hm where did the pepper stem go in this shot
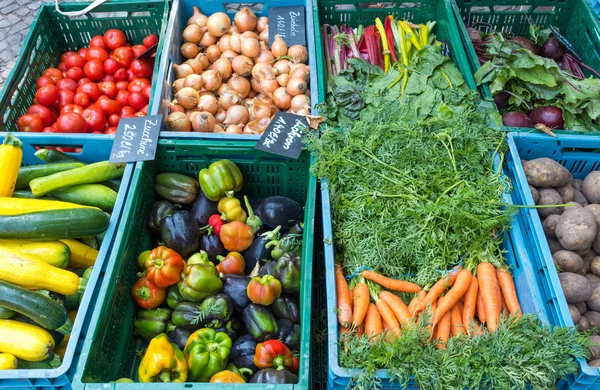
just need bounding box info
[158,371,172,382]
[244,196,255,218]
[273,355,286,370]
[137,286,151,300]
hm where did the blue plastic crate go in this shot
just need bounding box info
[0,133,135,389]
[320,158,552,389]
[152,0,318,139]
[591,0,600,19]
[506,132,600,389]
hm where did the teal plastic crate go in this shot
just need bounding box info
[0,133,135,389]
[71,138,317,389]
[0,0,170,135]
[153,0,318,139]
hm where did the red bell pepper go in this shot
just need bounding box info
[216,252,245,276]
[208,214,224,236]
[247,275,282,306]
[131,276,166,309]
[220,221,254,252]
[253,340,297,372]
[144,246,186,287]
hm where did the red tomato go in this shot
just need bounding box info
[140,104,149,115]
[103,58,121,75]
[116,81,129,90]
[128,78,150,93]
[108,114,120,127]
[134,111,145,117]
[60,104,84,115]
[96,97,121,116]
[36,76,54,89]
[61,51,77,62]
[55,78,78,93]
[74,92,91,108]
[42,126,55,133]
[89,35,108,49]
[83,59,105,81]
[116,90,130,106]
[64,54,86,69]
[120,106,136,117]
[82,107,106,132]
[127,69,136,82]
[56,112,87,133]
[104,29,127,50]
[112,47,134,69]
[43,68,63,83]
[86,47,109,62]
[57,62,67,72]
[78,48,88,58]
[17,114,43,132]
[57,89,75,108]
[78,77,91,86]
[100,74,116,83]
[114,68,128,82]
[143,84,152,100]
[98,81,118,99]
[132,44,147,58]
[26,104,53,127]
[66,67,84,82]
[130,59,153,78]
[77,82,101,102]
[104,126,118,134]
[49,107,60,122]
[128,91,147,110]
[143,34,159,48]
[35,85,59,106]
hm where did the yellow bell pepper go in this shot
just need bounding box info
[138,334,188,383]
[0,134,23,197]
[218,197,247,223]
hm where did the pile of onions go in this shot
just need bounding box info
[166,6,311,134]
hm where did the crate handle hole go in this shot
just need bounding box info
[131,11,151,18]
[90,11,128,19]
[492,5,531,13]
[335,4,356,11]
[223,3,264,13]
[532,6,555,13]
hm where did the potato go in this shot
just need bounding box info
[569,303,582,324]
[559,272,593,303]
[538,188,564,218]
[591,335,600,360]
[574,179,584,192]
[585,204,600,230]
[593,233,600,255]
[557,183,575,203]
[553,250,586,274]
[523,158,571,188]
[579,315,590,331]
[582,251,597,274]
[589,359,600,367]
[555,207,597,250]
[587,273,600,286]
[592,257,600,277]
[583,171,600,204]
[585,311,600,333]
[529,185,540,204]
[578,247,592,259]
[577,301,588,315]
[574,190,590,206]
[543,214,560,238]
[547,237,564,254]
[588,284,600,312]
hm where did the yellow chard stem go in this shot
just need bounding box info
[375,18,391,72]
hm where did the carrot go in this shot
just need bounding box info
[336,265,353,328]
[497,268,522,318]
[379,291,411,326]
[478,262,500,333]
[451,303,466,336]
[462,276,479,335]
[477,289,486,324]
[472,320,484,337]
[339,325,351,335]
[362,270,422,293]
[431,269,472,328]
[352,282,370,328]
[408,291,426,317]
[412,272,457,316]
[364,303,382,341]
[436,308,452,349]
[376,298,401,338]
[357,323,365,338]
[349,289,354,309]
[495,279,503,318]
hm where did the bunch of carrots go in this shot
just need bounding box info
[336,262,522,348]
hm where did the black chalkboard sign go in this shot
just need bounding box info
[109,115,162,163]
[255,112,307,159]
[268,6,306,47]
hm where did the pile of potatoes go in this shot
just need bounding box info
[524,157,600,365]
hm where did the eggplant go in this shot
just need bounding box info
[160,210,200,258]
[167,326,191,350]
[243,227,280,274]
[276,319,300,351]
[271,295,300,323]
[256,196,304,230]
[258,261,276,277]
[230,334,259,373]
[190,193,218,226]
[201,232,225,261]
[147,200,178,232]
[221,275,251,313]
[250,369,298,384]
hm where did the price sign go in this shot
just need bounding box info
[268,6,306,47]
[109,115,161,163]
[255,112,306,159]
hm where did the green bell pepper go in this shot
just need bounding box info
[242,304,279,341]
[187,251,211,266]
[134,308,173,340]
[166,285,185,309]
[178,264,222,302]
[172,294,233,331]
[184,328,232,382]
[273,253,301,294]
[155,173,199,204]
[198,160,244,201]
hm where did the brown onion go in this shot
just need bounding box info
[248,90,257,99]
[188,6,208,27]
[166,112,191,131]
[277,73,289,87]
[243,117,270,134]
[181,42,199,59]
[218,34,232,52]
[172,79,185,93]
[215,107,227,123]
[183,24,203,43]
[242,31,259,40]
[197,93,219,114]
[173,64,193,79]
[230,33,242,53]
[219,90,241,110]
[259,28,269,44]
[218,83,232,95]
[254,43,275,63]
[200,31,217,47]
[185,58,204,74]
[207,12,230,37]
[175,87,200,109]
[273,87,292,109]
[234,7,257,32]
[184,73,203,90]
[260,78,279,97]
[188,110,200,122]
[271,34,288,57]
[291,94,310,111]
[224,105,250,125]
[226,124,243,134]
[201,70,222,92]
[252,62,276,80]
[192,111,216,132]
[287,77,307,96]
[290,64,310,81]
[241,37,260,58]
[169,101,185,113]
[250,77,261,94]
[214,123,226,133]
[211,58,232,79]
[229,25,239,34]
[294,108,310,116]
[256,16,268,33]
[195,53,210,69]
[221,49,237,62]
[206,45,222,63]
[249,99,272,120]
[273,59,290,75]
[288,45,308,63]
[231,55,253,77]
[228,74,251,97]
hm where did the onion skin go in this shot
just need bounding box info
[188,6,208,27]
[218,33,232,52]
[221,49,238,62]
[255,46,275,63]
[232,55,254,77]
[287,77,308,96]
[228,74,251,97]
[224,105,250,125]
[174,64,193,79]
[271,34,288,57]
[260,79,279,97]
[212,58,232,80]
[291,94,310,111]
[230,33,242,53]
[219,90,241,110]
[181,42,200,59]
[192,111,216,132]
[226,124,243,134]
[215,107,227,123]
[277,73,290,87]
[252,62,276,80]
[175,87,200,109]
[273,59,290,75]
[195,53,210,70]
[169,102,185,113]
[241,37,260,58]
[244,117,271,134]
[183,25,202,43]
[166,112,192,132]
[200,31,217,47]
[185,58,204,74]
[214,123,226,133]
[183,73,203,90]
[234,7,257,33]
[273,87,292,109]
[201,70,222,92]
[197,94,219,114]
[290,64,310,81]
[172,79,185,93]
[256,17,268,33]
[288,45,308,63]
[206,45,222,63]
[207,12,231,37]
[259,28,269,44]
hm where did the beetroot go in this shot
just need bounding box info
[467,27,482,45]
[541,37,565,61]
[530,106,565,129]
[511,36,539,55]
[502,112,533,128]
[494,92,510,110]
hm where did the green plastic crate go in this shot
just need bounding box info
[0,0,169,134]
[313,0,479,103]
[71,139,317,390]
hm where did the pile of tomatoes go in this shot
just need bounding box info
[17,29,158,134]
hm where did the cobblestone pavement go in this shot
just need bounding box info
[0,0,42,91]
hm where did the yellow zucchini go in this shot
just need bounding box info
[0,197,93,215]
[0,240,70,269]
[0,353,17,369]
[0,320,54,362]
[0,134,23,197]
[0,246,81,295]
[60,239,98,268]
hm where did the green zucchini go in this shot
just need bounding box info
[0,280,72,335]
[17,354,61,369]
[30,161,126,197]
[63,268,92,311]
[49,184,117,211]
[101,178,122,192]
[0,208,110,241]
[0,307,14,319]
[16,162,84,190]
[34,149,80,163]
[80,236,99,250]
[12,190,52,200]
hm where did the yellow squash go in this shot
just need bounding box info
[0,134,23,197]
[0,320,54,362]
[0,353,17,369]
[0,240,70,269]
[0,197,92,215]
[61,239,98,268]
